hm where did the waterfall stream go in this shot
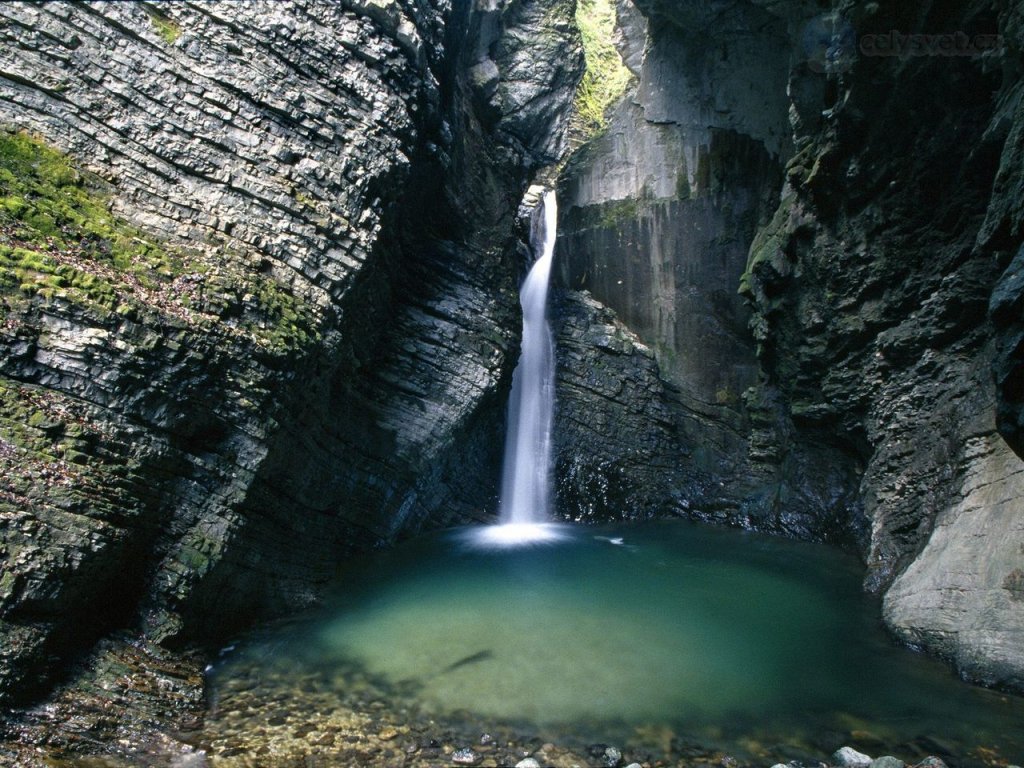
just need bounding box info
[475,189,563,546]
[500,189,556,524]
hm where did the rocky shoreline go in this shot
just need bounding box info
[2,635,1018,768]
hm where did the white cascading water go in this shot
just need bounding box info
[473,189,563,546]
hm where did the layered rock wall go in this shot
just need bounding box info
[0,0,581,704]
[744,1,1024,687]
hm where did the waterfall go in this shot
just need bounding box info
[472,189,564,547]
[500,189,557,524]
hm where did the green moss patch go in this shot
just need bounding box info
[572,0,632,141]
[0,130,185,308]
[0,130,317,353]
[144,5,182,44]
[571,198,642,232]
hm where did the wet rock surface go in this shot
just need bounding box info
[0,634,206,766]
[741,0,1024,687]
[3,0,1024,759]
[553,289,685,521]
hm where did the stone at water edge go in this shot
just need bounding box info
[624,764,644,768]
[912,760,948,768]
[515,759,541,768]
[452,747,481,765]
[603,745,623,767]
[870,757,905,768]
[833,746,873,768]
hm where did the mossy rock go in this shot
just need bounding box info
[571,0,632,142]
[144,5,182,44]
[0,129,319,352]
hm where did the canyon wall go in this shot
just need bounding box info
[2,0,1023,716]
[554,0,1024,689]
[554,0,863,540]
[0,0,580,704]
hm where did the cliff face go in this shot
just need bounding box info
[554,0,863,541]
[745,0,1024,690]
[0,0,581,705]
[554,0,1024,689]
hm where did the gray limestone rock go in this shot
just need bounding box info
[738,0,1024,688]
[552,289,685,521]
[555,0,861,542]
[833,747,873,768]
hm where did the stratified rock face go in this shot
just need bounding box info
[555,0,1024,688]
[987,97,1024,459]
[0,0,581,704]
[553,290,686,520]
[883,434,1024,690]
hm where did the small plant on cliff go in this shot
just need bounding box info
[571,0,632,141]
[144,5,181,44]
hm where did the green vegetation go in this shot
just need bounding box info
[0,378,93,467]
[0,129,184,308]
[715,387,738,406]
[144,5,181,44]
[574,198,641,231]
[738,192,796,299]
[597,197,639,228]
[572,0,632,141]
[0,129,317,352]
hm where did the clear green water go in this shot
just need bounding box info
[211,521,1024,764]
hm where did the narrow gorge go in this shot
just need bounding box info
[0,1,1023,766]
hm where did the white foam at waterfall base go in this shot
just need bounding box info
[464,521,568,548]
[472,189,559,549]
